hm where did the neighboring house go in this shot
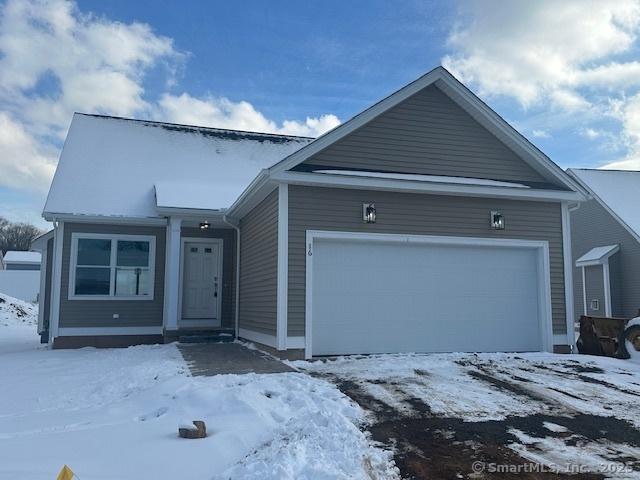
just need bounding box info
[2,251,41,270]
[0,251,42,302]
[38,66,586,357]
[567,169,640,320]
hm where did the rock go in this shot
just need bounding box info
[178,420,207,439]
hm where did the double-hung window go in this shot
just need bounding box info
[70,233,155,300]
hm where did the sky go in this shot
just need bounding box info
[2,0,640,228]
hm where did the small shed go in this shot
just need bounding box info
[2,251,42,271]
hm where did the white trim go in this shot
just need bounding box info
[287,336,305,349]
[49,221,64,342]
[238,328,277,348]
[273,171,583,203]
[304,230,554,359]
[268,67,583,194]
[561,203,576,350]
[178,237,224,325]
[276,183,288,350]
[164,218,182,331]
[68,233,156,301]
[58,326,162,336]
[37,239,49,334]
[603,260,612,317]
[44,214,167,226]
[581,266,587,315]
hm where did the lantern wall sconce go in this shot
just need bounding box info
[199,221,210,230]
[363,203,376,223]
[490,211,505,230]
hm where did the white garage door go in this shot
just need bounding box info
[310,235,548,356]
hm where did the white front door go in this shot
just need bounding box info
[182,241,221,320]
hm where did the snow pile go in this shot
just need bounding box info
[0,293,37,327]
[0,325,395,479]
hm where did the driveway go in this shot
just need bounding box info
[294,353,640,479]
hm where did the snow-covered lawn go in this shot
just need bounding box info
[294,353,640,478]
[0,294,396,480]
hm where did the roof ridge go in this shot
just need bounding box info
[570,167,640,173]
[74,112,315,141]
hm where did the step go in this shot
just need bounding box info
[179,332,235,344]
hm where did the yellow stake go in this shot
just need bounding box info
[56,465,75,480]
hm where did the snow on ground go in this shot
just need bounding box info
[0,295,396,480]
[293,352,640,477]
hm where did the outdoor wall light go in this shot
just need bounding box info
[363,203,376,223]
[490,211,505,230]
[199,221,210,230]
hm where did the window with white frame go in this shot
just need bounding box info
[70,234,155,299]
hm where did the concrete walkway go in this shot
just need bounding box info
[177,342,295,376]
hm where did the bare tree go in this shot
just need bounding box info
[0,217,43,254]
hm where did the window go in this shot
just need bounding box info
[70,234,155,300]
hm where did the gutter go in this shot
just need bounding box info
[222,214,241,338]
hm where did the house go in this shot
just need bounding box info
[2,251,41,270]
[567,169,640,320]
[38,67,586,357]
[0,251,42,302]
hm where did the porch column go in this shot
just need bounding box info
[164,217,182,331]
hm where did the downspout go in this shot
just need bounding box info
[223,214,241,338]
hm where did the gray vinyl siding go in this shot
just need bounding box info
[239,189,278,335]
[583,265,605,316]
[288,185,567,336]
[609,252,623,316]
[42,238,53,332]
[301,85,554,186]
[58,223,166,328]
[5,263,40,271]
[181,227,236,329]
[571,198,640,319]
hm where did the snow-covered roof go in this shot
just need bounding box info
[568,169,640,239]
[3,251,41,265]
[44,114,312,219]
[155,181,229,212]
[575,244,619,267]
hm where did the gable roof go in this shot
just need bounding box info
[568,168,640,241]
[3,251,41,265]
[43,114,312,220]
[267,67,583,193]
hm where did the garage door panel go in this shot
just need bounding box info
[311,237,543,356]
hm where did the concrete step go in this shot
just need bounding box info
[179,332,235,344]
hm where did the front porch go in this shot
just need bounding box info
[163,214,238,337]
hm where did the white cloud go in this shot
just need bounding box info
[156,93,340,137]
[0,0,340,216]
[580,128,603,140]
[0,112,57,192]
[531,129,550,139]
[444,0,640,109]
[443,0,640,169]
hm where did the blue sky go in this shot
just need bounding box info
[1,0,640,228]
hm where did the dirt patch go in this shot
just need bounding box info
[328,375,639,479]
[467,370,556,407]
